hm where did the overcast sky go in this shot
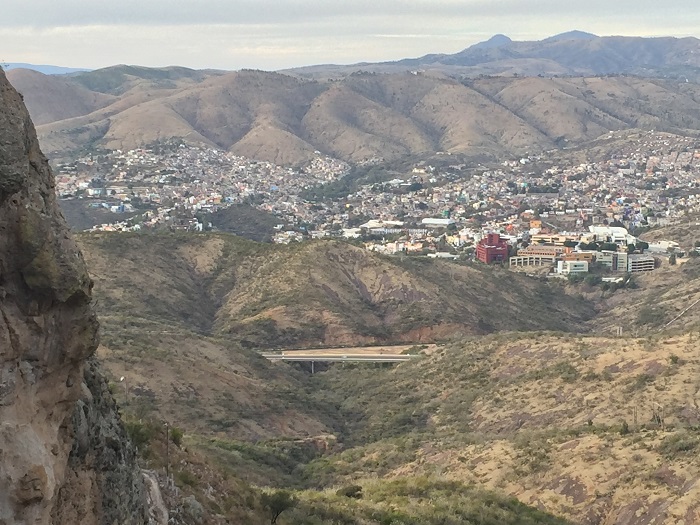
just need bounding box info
[2,0,700,71]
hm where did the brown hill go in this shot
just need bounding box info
[308,330,700,525]
[9,67,700,164]
[5,68,116,125]
[77,232,595,350]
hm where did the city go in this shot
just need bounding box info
[54,129,697,278]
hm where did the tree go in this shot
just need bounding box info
[563,239,578,248]
[579,241,599,251]
[637,241,649,252]
[336,484,363,499]
[261,490,297,524]
[669,252,677,265]
[584,274,602,286]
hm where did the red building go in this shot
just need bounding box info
[476,233,509,264]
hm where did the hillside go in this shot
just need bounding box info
[302,331,700,525]
[75,230,700,524]
[8,66,700,164]
[77,232,595,349]
[79,231,597,523]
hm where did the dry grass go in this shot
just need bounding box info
[16,68,700,163]
[307,330,700,524]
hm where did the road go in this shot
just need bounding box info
[261,353,417,363]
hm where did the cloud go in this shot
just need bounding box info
[3,0,699,28]
[0,1,698,69]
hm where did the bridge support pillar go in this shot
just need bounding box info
[311,361,314,375]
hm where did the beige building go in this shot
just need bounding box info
[627,254,656,272]
[597,251,629,272]
[509,254,557,267]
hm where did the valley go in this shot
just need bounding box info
[81,228,700,524]
[6,30,700,525]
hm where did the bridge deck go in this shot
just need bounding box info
[261,353,417,363]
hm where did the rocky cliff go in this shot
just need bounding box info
[0,69,149,523]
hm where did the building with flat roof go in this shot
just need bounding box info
[519,245,567,257]
[563,251,595,262]
[421,217,455,227]
[587,225,636,246]
[597,251,629,272]
[557,260,589,275]
[509,254,556,267]
[628,254,656,272]
[476,233,509,264]
[530,233,580,246]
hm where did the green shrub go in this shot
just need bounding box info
[170,427,184,447]
[619,421,630,435]
[261,490,297,524]
[659,431,699,457]
[336,484,363,499]
[175,469,198,487]
[124,420,157,449]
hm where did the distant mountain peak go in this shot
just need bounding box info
[2,63,90,75]
[470,34,513,50]
[543,30,599,42]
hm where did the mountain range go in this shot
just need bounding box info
[2,62,90,75]
[286,31,700,80]
[7,65,700,165]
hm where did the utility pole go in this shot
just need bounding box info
[164,422,170,484]
[119,376,128,404]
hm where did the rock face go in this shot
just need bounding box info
[0,69,148,523]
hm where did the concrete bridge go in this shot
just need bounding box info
[261,352,418,372]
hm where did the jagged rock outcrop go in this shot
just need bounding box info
[0,68,148,523]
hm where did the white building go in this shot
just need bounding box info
[587,225,636,246]
[421,218,456,227]
[557,260,589,275]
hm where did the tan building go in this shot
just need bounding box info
[562,251,595,262]
[597,251,629,272]
[530,234,579,246]
[519,245,567,256]
[509,254,556,267]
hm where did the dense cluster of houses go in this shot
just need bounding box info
[52,132,696,265]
